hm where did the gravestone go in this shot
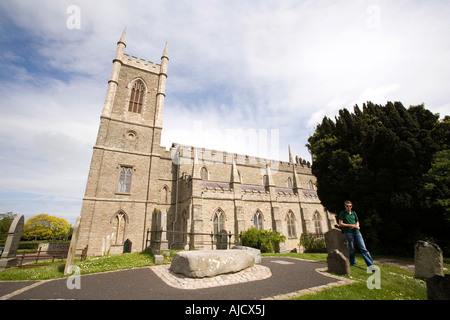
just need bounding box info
[414,240,444,279]
[64,216,81,275]
[426,274,450,300]
[0,215,24,270]
[324,228,349,259]
[327,249,350,275]
[153,254,164,265]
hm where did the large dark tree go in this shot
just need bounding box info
[307,101,449,255]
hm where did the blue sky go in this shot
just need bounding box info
[1,0,449,225]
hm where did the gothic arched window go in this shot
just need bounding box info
[213,209,225,234]
[161,186,169,204]
[253,210,263,230]
[313,211,323,235]
[200,167,208,180]
[112,211,128,245]
[287,211,296,238]
[128,79,145,113]
[287,177,293,188]
[118,166,132,193]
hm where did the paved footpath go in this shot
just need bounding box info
[0,257,352,300]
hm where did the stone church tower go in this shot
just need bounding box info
[76,29,334,256]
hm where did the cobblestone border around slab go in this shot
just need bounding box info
[262,266,356,300]
[150,264,272,290]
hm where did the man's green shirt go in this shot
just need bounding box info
[338,210,360,234]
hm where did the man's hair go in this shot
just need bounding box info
[344,200,352,206]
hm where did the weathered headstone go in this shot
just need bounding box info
[327,249,350,275]
[414,240,444,279]
[426,274,450,300]
[153,254,164,265]
[64,216,81,275]
[325,228,349,259]
[0,215,24,270]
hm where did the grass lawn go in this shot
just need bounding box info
[295,257,427,300]
[263,252,450,300]
[1,251,448,300]
[0,251,164,281]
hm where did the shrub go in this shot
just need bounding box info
[241,227,286,253]
[299,231,327,253]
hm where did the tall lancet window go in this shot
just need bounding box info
[253,210,263,230]
[118,166,132,193]
[213,209,225,234]
[128,80,145,113]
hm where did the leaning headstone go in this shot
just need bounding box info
[426,274,450,300]
[0,215,24,270]
[327,249,350,275]
[414,240,444,279]
[64,216,81,275]
[324,228,349,259]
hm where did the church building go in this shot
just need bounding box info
[76,29,335,256]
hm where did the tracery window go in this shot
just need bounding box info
[253,210,263,230]
[128,79,145,113]
[287,211,296,238]
[213,209,225,234]
[118,166,132,193]
[313,211,323,235]
[112,211,128,245]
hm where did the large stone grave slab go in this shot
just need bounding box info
[169,249,254,278]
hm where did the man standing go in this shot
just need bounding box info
[338,200,376,270]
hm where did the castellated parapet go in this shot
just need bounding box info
[122,54,162,74]
[74,29,334,256]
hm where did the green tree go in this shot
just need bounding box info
[0,212,17,244]
[307,101,447,255]
[22,214,71,241]
[419,148,450,253]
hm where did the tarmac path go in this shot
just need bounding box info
[0,257,350,300]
